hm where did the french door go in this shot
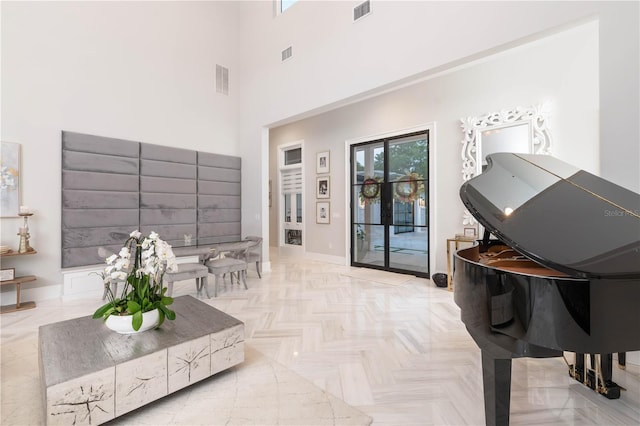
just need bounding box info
[350,131,429,277]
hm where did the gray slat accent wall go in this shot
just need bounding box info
[198,152,241,245]
[140,143,197,249]
[62,131,140,268]
[61,132,242,268]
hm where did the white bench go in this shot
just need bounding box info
[164,262,209,297]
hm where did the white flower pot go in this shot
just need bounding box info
[105,309,160,334]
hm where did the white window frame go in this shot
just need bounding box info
[278,140,305,250]
[275,0,299,16]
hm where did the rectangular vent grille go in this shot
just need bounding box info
[216,64,229,95]
[281,46,293,62]
[353,0,371,21]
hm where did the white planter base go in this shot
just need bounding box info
[105,309,159,334]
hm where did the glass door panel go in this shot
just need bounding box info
[352,142,384,269]
[351,131,429,277]
[387,136,428,274]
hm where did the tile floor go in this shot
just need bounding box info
[1,250,639,425]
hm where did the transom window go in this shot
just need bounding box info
[281,0,298,13]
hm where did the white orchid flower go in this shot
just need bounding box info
[106,254,118,265]
[149,231,159,241]
[130,230,142,239]
[118,247,130,258]
[143,264,156,276]
[111,271,127,281]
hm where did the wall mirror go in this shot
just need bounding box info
[460,104,552,227]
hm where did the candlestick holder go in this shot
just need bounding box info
[17,212,34,254]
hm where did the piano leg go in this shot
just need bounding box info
[599,353,621,399]
[618,352,626,369]
[481,351,512,426]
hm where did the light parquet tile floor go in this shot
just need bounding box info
[2,249,640,425]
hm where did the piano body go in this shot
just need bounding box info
[453,153,640,425]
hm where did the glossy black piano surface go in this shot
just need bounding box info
[453,153,640,425]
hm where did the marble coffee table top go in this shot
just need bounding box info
[39,295,242,387]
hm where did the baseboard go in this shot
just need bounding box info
[302,252,347,265]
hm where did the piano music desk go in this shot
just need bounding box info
[446,235,475,291]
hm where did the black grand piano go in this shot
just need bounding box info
[453,153,640,425]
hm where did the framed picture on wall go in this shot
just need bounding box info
[316,176,330,199]
[463,227,477,238]
[0,268,15,282]
[316,201,330,224]
[316,151,330,174]
[1,142,21,217]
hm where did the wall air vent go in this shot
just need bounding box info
[353,0,371,22]
[216,64,229,95]
[281,46,293,62]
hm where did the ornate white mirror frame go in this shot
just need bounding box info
[459,104,553,226]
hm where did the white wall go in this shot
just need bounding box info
[238,1,639,267]
[269,21,599,272]
[1,1,637,303]
[0,1,240,303]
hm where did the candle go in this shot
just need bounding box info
[19,227,26,234]
[19,206,29,214]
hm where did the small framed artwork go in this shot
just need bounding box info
[1,141,21,217]
[316,201,330,224]
[0,268,15,282]
[316,151,330,174]
[316,176,330,199]
[463,227,477,238]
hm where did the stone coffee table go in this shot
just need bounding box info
[38,295,244,425]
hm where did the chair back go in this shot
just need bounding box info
[244,236,263,258]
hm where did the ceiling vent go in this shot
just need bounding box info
[353,0,371,22]
[281,46,293,62]
[216,64,229,95]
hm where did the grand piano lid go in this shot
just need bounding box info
[460,153,640,279]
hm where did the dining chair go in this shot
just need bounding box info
[230,236,263,278]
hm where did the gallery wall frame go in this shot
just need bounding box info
[316,201,330,224]
[0,267,16,282]
[316,151,330,174]
[316,176,330,199]
[1,141,21,217]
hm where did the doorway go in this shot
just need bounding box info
[350,131,429,277]
[278,142,304,250]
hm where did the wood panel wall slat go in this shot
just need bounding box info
[62,171,139,191]
[140,160,196,179]
[140,176,197,194]
[198,195,241,209]
[197,152,241,247]
[198,181,241,195]
[198,209,241,223]
[62,190,140,209]
[63,209,139,229]
[140,144,197,246]
[140,209,197,225]
[62,131,140,157]
[63,227,132,249]
[63,151,139,175]
[140,143,196,164]
[198,152,241,169]
[62,131,242,268]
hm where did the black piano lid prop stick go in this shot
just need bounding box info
[454,153,640,426]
